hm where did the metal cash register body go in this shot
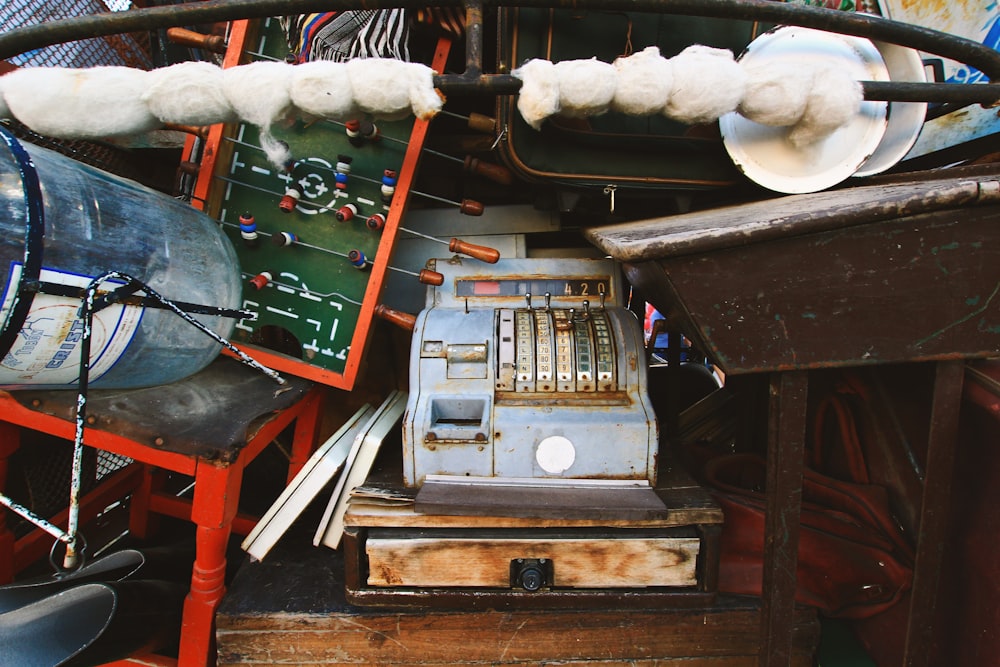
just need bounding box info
[402,257,658,488]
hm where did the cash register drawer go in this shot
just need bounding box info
[364,528,701,589]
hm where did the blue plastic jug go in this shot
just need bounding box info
[0,127,242,389]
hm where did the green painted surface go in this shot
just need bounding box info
[216,18,417,375]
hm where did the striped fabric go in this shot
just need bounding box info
[280,10,410,63]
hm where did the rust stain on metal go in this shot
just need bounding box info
[893,0,978,27]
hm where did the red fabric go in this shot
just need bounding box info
[706,453,913,619]
[855,360,1000,666]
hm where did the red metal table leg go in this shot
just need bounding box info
[0,422,21,584]
[128,464,156,540]
[178,460,244,667]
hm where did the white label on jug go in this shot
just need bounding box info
[0,264,143,385]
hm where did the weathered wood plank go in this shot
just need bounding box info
[903,360,964,667]
[217,604,819,665]
[365,535,700,588]
[218,529,819,665]
[760,371,809,667]
[345,497,722,529]
[582,174,997,262]
[413,478,671,521]
[621,205,1000,374]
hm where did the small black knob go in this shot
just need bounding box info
[510,558,551,592]
[518,566,544,591]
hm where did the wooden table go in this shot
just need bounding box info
[584,168,1000,666]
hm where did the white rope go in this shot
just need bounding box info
[0,45,863,166]
[513,44,863,145]
[0,58,443,169]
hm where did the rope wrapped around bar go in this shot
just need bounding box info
[514,44,864,146]
[0,39,863,166]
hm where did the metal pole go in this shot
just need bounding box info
[3,0,1000,103]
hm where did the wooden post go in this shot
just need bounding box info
[903,360,964,667]
[760,370,808,667]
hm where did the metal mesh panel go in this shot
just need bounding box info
[5,436,133,539]
[1,118,142,176]
[1,1,157,179]
[2,0,152,69]
[97,450,133,481]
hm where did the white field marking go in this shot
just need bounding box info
[265,305,299,319]
[236,300,259,332]
[230,151,244,174]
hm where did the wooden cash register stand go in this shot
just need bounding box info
[216,452,821,666]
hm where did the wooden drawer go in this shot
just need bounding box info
[366,529,700,589]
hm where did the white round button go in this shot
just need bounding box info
[535,435,576,474]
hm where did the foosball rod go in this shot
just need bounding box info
[342,169,485,216]
[220,137,486,216]
[165,26,227,53]
[223,219,445,285]
[374,303,416,331]
[397,226,500,264]
[437,110,498,135]
[249,254,442,287]
[333,119,513,185]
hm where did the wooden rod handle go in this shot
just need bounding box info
[375,304,416,331]
[463,156,513,186]
[418,269,445,286]
[176,160,200,175]
[457,199,484,216]
[166,27,227,53]
[163,123,211,138]
[466,112,497,135]
[449,238,500,264]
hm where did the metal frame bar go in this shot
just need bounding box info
[2,0,1000,106]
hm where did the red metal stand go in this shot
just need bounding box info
[0,360,324,667]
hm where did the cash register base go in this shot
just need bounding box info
[341,466,723,609]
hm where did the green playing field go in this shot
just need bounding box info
[212,17,424,381]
